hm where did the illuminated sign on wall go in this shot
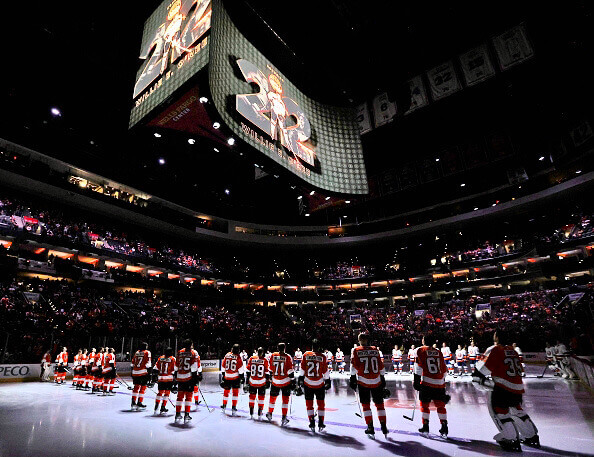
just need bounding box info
[235,59,315,167]
[130,0,212,127]
[209,0,368,194]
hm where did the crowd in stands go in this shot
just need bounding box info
[1,274,591,363]
[2,191,593,285]
[0,195,217,275]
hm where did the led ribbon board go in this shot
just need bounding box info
[208,0,368,194]
[130,0,212,127]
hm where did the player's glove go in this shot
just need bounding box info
[290,378,296,390]
[413,374,421,391]
[220,378,227,389]
[240,375,245,385]
[243,384,249,393]
[471,368,486,385]
[171,382,178,394]
[197,372,203,382]
[349,375,358,390]
[382,388,391,399]
[324,379,331,390]
[265,380,271,389]
[380,375,386,389]
[191,371,199,384]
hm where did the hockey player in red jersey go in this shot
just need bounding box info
[266,342,295,426]
[298,339,330,432]
[79,349,89,389]
[350,333,389,437]
[54,347,68,384]
[102,348,117,395]
[154,347,176,415]
[131,342,152,410]
[174,339,202,423]
[92,348,104,393]
[414,335,450,437]
[246,347,270,419]
[72,349,82,387]
[474,329,540,452]
[221,344,245,416]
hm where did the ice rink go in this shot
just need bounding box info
[1,366,593,457]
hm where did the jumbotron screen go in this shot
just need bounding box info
[129,0,212,128]
[208,0,368,194]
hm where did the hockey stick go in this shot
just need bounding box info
[147,384,176,409]
[117,374,133,390]
[354,389,364,419]
[403,391,417,421]
[536,364,548,379]
[198,386,213,413]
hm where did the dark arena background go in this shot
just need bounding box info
[0,1,593,456]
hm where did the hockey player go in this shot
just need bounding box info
[54,347,68,384]
[72,349,82,387]
[414,335,449,437]
[91,348,102,392]
[266,342,294,426]
[545,342,559,376]
[79,349,88,389]
[240,349,249,370]
[154,347,176,415]
[335,348,345,375]
[246,347,270,419]
[102,348,117,395]
[468,341,480,373]
[350,332,388,437]
[221,344,245,416]
[40,349,52,382]
[174,339,202,423]
[441,342,454,376]
[554,340,576,379]
[325,349,334,373]
[474,329,540,451]
[294,348,303,375]
[298,339,330,432]
[131,342,152,410]
[455,344,467,376]
[391,345,403,375]
[512,343,525,377]
[407,345,416,375]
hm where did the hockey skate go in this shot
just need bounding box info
[439,421,448,438]
[418,420,430,435]
[497,438,522,452]
[380,423,389,437]
[318,422,326,433]
[137,402,147,410]
[130,401,137,411]
[521,435,541,448]
[309,418,316,432]
[160,407,168,415]
[174,413,182,423]
[220,404,226,413]
[231,406,238,416]
[364,423,375,438]
[266,412,273,422]
[281,416,290,427]
[183,413,192,423]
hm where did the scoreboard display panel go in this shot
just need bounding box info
[130,0,212,127]
[208,0,368,194]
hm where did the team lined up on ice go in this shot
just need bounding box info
[41,346,121,394]
[123,330,549,452]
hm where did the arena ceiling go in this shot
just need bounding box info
[0,1,591,225]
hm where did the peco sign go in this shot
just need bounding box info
[0,364,41,381]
